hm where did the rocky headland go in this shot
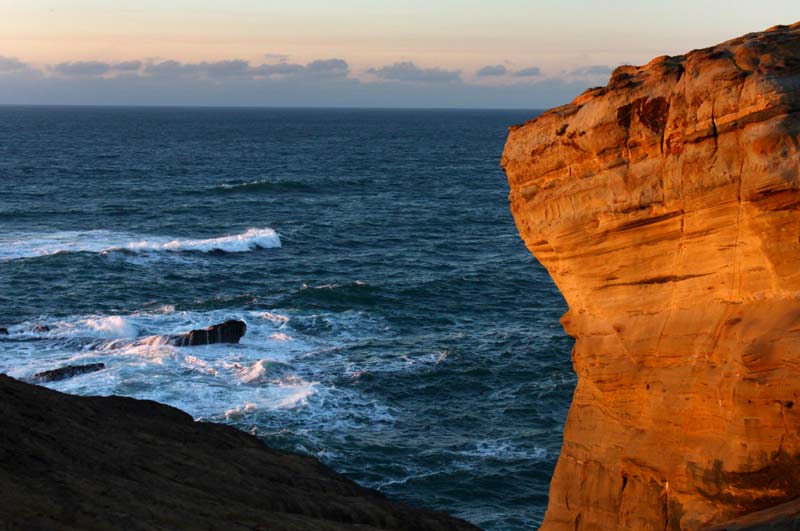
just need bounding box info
[0,374,479,530]
[502,22,800,530]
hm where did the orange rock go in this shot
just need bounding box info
[502,22,800,531]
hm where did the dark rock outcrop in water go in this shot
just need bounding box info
[32,363,106,383]
[0,327,7,335]
[169,319,246,346]
[0,374,479,531]
[502,23,800,530]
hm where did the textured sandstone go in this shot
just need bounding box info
[502,22,800,531]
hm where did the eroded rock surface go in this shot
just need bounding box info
[0,374,479,531]
[502,22,800,531]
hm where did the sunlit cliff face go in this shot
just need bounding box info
[503,22,800,531]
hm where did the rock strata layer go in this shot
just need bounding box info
[0,375,478,531]
[502,22,800,530]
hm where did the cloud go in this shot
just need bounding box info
[144,60,192,77]
[254,59,349,78]
[367,61,461,83]
[514,66,542,77]
[51,60,145,77]
[0,55,604,108]
[569,65,612,77]
[305,59,349,77]
[253,62,305,76]
[140,58,348,80]
[114,61,142,71]
[476,65,508,77]
[264,53,290,64]
[0,56,30,72]
[142,59,250,79]
[200,60,251,78]
[52,61,112,77]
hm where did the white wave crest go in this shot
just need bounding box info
[84,316,138,339]
[236,359,269,383]
[0,228,280,261]
[260,312,289,324]
[224,402,258,419]
[117,228,280,254]
[272,378,317,409]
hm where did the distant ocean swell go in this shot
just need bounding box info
[212,179,316,193]
[208,178,368,194]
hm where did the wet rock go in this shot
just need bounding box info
[0,374,479,530]
[32,363,106,383]
[31,325,51,333]
[0,327,8,335]
[169,319,246,346]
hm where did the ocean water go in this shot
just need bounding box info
[0,106,574,530]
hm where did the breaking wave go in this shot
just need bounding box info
[0,228,281,261]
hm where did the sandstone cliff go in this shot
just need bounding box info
[0,375,478,531]
[502,22,800,531]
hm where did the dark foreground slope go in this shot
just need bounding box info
[0,374,480,531]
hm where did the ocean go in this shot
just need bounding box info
[0,106,574,530]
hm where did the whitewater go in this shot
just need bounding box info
[0,227,280,261]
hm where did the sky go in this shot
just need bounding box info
[0,0,798,108]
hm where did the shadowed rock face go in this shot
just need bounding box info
[32,363,106,383]
[701,498,800,530]
[502,22,800,531]
[169,319,247,346]
[0,375,480,531]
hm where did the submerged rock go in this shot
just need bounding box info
[31,325,51,333]
[32,363,106,383]
[0,327,7,335]
[169,319,246,346]
[0,375,479,530]
[503,22,800,531]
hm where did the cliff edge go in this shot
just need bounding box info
[0,374,479,530]
[502,22,800,530]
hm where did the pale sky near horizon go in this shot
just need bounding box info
[0,1,798,107]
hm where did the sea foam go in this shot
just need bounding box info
[119,228,280,254]
[84,316,139,339]
[0,228,281,261]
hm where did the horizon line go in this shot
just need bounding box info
[0,102,547,112]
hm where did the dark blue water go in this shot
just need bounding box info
[0,106,574,530]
